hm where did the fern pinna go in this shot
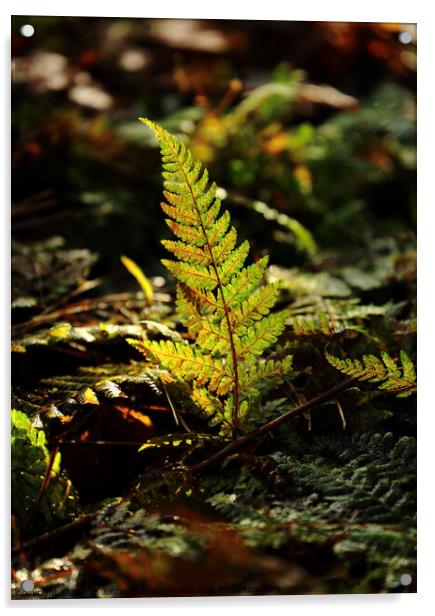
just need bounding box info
[325,350,416,398]
[129,119,291,430]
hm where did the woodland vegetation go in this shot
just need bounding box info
[11,17,416,597]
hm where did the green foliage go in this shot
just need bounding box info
[11,410,79,530]
[287,298,386,337]
[129,119,292,431]
[271,431,416,525]
[11,25,416,595]
[202,431,416,592]
[222,191,317,256]
[326,350,416,397]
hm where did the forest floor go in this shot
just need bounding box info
[11,17,416,597]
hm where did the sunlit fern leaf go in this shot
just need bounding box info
[14,320,180,354]
[222,256,270,308]
[325,350,416,397]
[236,311,289,361]
[77,387,99,405]
[95,380,127,399]
[228,283,280,333]
[129,119,292,430]
[239,356,294,394]
[190,388,224,425]
[128,338,234,395]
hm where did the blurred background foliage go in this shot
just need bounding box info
[11,17,416,597]
[12,17,416,278]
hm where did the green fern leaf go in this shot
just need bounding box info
[135,118,291,430]
[325,351,416,397]
[236,311,289,360]
[128,338,233,395]
[240,356,293,393]
[222,256,269,308]
[162,259,218,290]
[229,283,280,332]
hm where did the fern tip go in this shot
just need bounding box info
[138,117,156,130]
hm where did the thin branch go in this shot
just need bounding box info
[190,377,358,473]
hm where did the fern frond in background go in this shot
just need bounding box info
[204,431,416,592]
[326,350,416,397]
[128,119,292,431]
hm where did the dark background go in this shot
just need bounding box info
[12,17,416,292]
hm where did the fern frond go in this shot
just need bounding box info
[218,240,250,284]
[229,283,280,332]
[161,240,210,266]
[128,338,234,395]
[138,118,291,429]
[236,311,289,361]
[240,356,293,394]
[162,259,219,290]
[95,380,127,399]
[325,350,416,397]
[190,388,224,425]
[222,256,269,308]
[138,432,224,452]
[288,298,386,337]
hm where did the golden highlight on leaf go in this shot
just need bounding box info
[129,118,292,431]
[121,255,154,304]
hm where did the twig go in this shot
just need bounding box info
[161,379,191,432]
[190,377,358,473]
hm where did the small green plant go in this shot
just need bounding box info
[128,119,292,431]
[11,410,78,529]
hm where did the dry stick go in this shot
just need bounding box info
[190,377,358,473]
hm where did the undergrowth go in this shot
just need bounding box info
[11,50,416,597]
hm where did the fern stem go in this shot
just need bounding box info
[166,141,241,429]
[190,377,358,472]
